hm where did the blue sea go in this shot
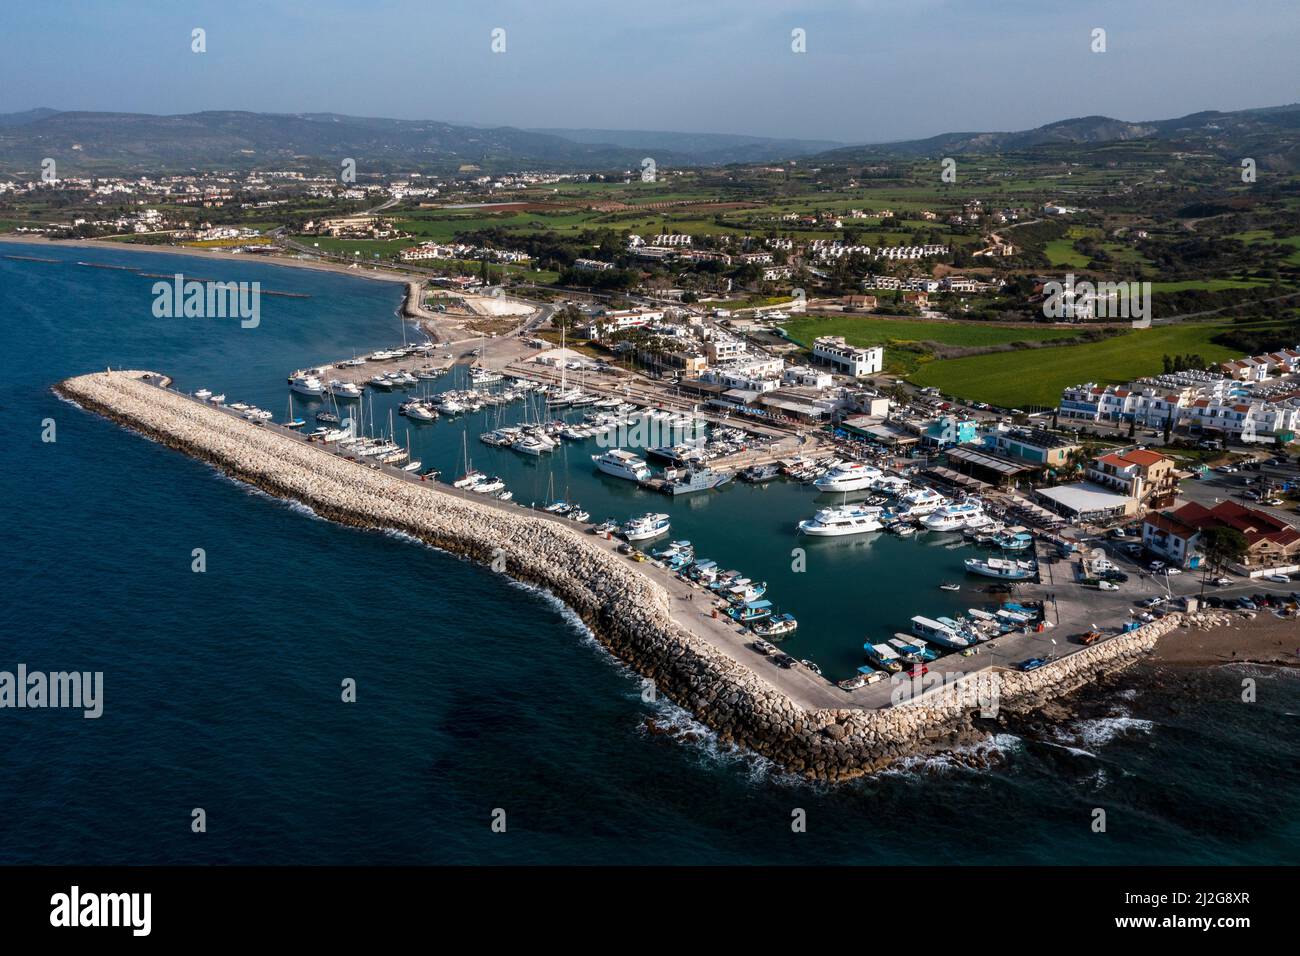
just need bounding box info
[2,241,1298,865]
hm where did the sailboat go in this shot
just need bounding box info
[283,394,306,429]
[453,430,485,488]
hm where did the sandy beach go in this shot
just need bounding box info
[1152,610,1300,668]
[0,233,415,285]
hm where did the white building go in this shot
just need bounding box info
[811,336,883,378]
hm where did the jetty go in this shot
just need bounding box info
[56,369,1185,780]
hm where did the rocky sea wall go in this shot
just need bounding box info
[57,371,1174,781]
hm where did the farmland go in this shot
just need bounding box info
[909,322,1245,407]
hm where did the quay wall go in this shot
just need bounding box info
[57,371,1171,780]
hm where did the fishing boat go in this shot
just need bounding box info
[193,388,212,400]
[592,519,620,536]
[497,490,514,501]
[813,461,883,492]
[993,530,1035,551]
[752,613,797,638]
[728,600,773,623]
[568,507,590,522]
[651,540,693,560]
[591,449,652,482]
[891,522,916,537]
[939,582,960,592]
[910,615,973,649]
[316,410,340,423]
[964,557,1036,580]
[622,513,671,541]
[402,460,423,472]
[797,504,883,536]
[739,463,782,483]
[727,579,768,603]
[208,393,226,404]
[800,660,821,675]
[891,635,939,662]
[863,642,904,673]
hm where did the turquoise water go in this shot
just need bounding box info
[3,241,1298,865]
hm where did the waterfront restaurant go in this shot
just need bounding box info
[943,446,1038,488]
[1035,482,1136,523]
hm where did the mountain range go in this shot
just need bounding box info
[0,104,1298,175]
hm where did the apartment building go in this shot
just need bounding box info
[810,336,883,378]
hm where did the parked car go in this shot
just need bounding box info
[1017,658,1047,672]
[1148,560,1166,572]
[1266,573,1292,584]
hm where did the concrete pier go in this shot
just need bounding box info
[56,370,1181,780]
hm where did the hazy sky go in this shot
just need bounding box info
[3,0,1296,143]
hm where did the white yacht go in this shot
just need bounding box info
[922,499,986,532]
[622,513,671,541]
[323,380,363,401]
[591,449,652,482]
[813,461,883,492]
[898,486,948,516]
[289,375,324,397]
[513,435,548,456]
[797,505,884,537]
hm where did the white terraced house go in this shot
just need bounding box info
[1060,374,1300,441]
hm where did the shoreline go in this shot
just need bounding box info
[55,369,1206,780]
[0,233,416,286]
[1151,610,1300,669]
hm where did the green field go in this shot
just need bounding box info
[782,315,1082,349]
[781,314,1083,376]
[909,322,1242,407]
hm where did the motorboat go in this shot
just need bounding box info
[922,499,986,532]
[591,449,652,482]
[797,504,884,536]
[813,461,882,493]
[289,375,324,397]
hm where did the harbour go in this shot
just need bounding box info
[8,241,1299,865]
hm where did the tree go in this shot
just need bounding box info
[1197,526,1249,596]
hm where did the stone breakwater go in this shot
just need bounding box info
[57,370,1177,781]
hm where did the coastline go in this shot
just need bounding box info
[0,233,415,286]
[1152,611,1300,669]
[55,369,1201,780]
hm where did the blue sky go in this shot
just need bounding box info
[2,0,1296,143]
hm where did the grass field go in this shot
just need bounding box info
[909,322,1242,407]
[781,314,1083,376]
